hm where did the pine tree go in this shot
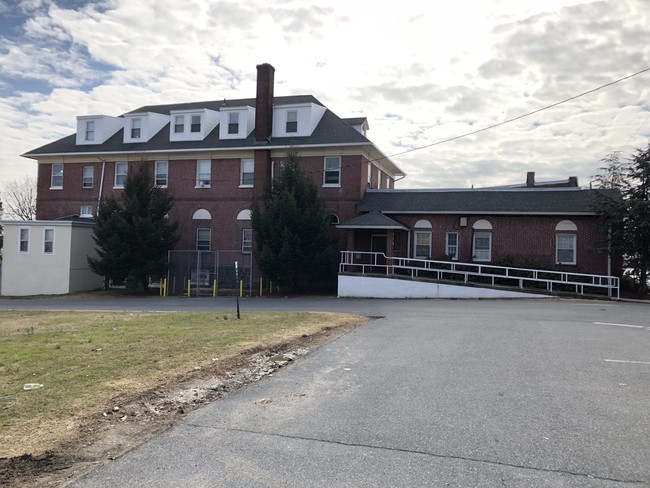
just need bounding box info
[593,144,650,294]
[88,165,179,292]
[251,150,334,291]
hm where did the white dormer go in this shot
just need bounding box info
[219,106,255,139]
[347,118,369,137]
[76,115,123,145]
[123,112,169,143]
[271,103,327,138]
[169,108,219,142]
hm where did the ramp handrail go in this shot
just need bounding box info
[339,251,620,299]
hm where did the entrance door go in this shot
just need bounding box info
[371,234,387,270]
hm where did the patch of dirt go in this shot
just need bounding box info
[0,320,364,487]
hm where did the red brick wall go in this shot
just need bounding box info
[387,214,610,275]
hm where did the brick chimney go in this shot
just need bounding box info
[526,171,535,188]
[254,63,275,143]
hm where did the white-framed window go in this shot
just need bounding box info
[196,160,211,187]
[228,112,239,134]
[556,234,577,265]
[240,159,254,187]
[378,170,383,189]
[82,165,94,188]
[414,231,432,258]
[242,228,253,254]
[367,164,372,188]
[131,118,141,139]
[85,120,95,141]
[51,163,63,188]
[19,228,29,253]
[155,161,168,187]
[80,205,93,217]
[43,228,54,254]
[190,115,201,133]
[473,231,492,262]
[196,228,211,251]
[174,115,184,133]
[323,156,341,186]
[446,232,459,260]
[286,110,297,133]
[114,162,128,188]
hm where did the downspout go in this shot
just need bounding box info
[97,158,106,210]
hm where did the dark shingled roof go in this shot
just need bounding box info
[358,188,618,215]
[23,95,372,157]
[337,211,409,230]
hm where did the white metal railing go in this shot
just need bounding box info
[339,251,620,299]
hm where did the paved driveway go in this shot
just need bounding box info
[4,297,649,486]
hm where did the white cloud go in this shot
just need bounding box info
[1,0,649,192]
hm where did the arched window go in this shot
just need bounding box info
[472,219,492,262]
[329,214,340,225]
[192,208,211,220]
[414,220,432,258]
[237,209,252,221]
[555,220,577,265]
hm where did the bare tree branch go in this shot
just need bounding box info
[4,176,36,221]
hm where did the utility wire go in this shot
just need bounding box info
[378,67,650,163]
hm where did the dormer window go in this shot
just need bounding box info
[286,111,297,133]
[131,118,141,139]
[85,121,95,141]
[191,115,201,133]
[174,115,184,133]
[228,112,239,134]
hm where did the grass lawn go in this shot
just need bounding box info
[0,310,364,457]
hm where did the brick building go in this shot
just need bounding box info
[5,63,618,296]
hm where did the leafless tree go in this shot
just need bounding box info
[3,176,36,220]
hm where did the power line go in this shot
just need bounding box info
[378,67,650,163]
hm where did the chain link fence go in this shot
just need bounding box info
[167,250,258,297]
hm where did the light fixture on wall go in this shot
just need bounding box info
[460,217,467,227]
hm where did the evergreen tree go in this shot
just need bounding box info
[592,144,650,294]
[251,150,334,291]
[89,165,179,292]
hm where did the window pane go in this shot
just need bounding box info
[286,111,297,132]
[242,229,253,254]
[51,164,63,187]
[415,231,431,258]
[83,166,93,188]
[155,161,168,186]
[473,232,491,261]
[44,229,54,254]
[324,157,341,185]
[197,160,211,186]
[191,115,201,132]
[115,162,127,187]
[228,112,239,134]
[240,159,254,186]
[85,121,94,141]
[19,228,29,252]
[196,228,211,250]
[174,115,184,133]
[556,234,576,264]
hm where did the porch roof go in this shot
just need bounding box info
[337,211,409,230]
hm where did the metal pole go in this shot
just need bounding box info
[235,261,241,319]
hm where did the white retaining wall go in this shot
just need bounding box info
[338,275,551,299]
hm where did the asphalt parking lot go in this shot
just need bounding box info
[3,296,649,486]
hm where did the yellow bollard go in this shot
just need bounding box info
[187,279,191,297]
[213,279,217,297]
[269,280,272,295]
[239,280,243,298]
[163,278,167,297]
[159,278,163,297]
[260,277,263,297]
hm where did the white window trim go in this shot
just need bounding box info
[18,227,29,254]
[242,228,253,254]
[174,115,185,134]
[472,231,492,262]
[51,163,63,189]
[82,165,94,188]
[556,233,577,265]
[85,120,95,141]
[196,228,211,251]
[446,232,459,260]
[155,161,168,188]
[286,110,298,133]
[323,156,341,187]
[240,159,254,188]
[114,162,128,188]
[196,160,211,188]
[131,118,141,139]
[80,205,93,218]
[414,230,432,259]
[228,112,239,135]
[43,227,54,255]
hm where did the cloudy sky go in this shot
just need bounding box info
[1,0,649,192]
